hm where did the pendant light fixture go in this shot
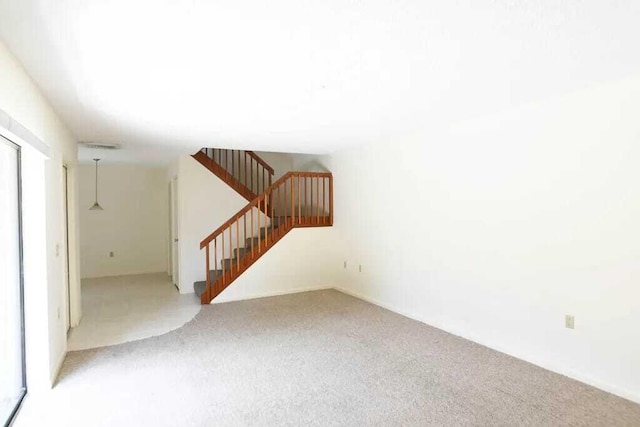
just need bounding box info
[89,158,104,210]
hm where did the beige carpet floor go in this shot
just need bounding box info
[15,290,640,426]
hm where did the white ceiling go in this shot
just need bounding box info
[1,0,640,164]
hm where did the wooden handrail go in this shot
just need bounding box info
[246,151,275,175]
[199,171,331,249]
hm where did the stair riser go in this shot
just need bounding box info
[208,270,223,282]
[233,248,251,258]
[221,258,238,270]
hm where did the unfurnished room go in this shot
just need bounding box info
[1,1,640,426]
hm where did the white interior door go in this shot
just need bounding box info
[170,177,179,289]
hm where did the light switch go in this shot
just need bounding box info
[565,315,575,329]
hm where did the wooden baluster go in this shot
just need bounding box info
[317,176,320,224]
[329,175,333,225]
[214,238,217,293]
[312,176,315,223]
[304,176,308,224]
[291,175,296,226]
[244,152,248,188]
[231,150,235,179]
[322,177,326,224]
[266,191,271,245]
[258,197,262,253]
[205,244,210,300]
[250,206,254,255]
[221,229,225,284]
[297,176,301,225]
[236,219,240,272]
[243,213,247,260]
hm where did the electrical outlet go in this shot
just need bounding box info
[565,315,575,329]
[109,251,114,258]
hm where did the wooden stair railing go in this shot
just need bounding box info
[192,148,275,203]
[196,171,333,304]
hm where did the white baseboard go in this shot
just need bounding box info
[333,286,640,404]
[81,270,168,280]
[212,285,335,304]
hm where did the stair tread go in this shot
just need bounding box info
[194,281,206,298]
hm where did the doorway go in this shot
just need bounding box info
[0,135,26,426]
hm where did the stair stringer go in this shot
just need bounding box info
[199,219,293,303]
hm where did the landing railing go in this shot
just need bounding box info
[199,148,274,197]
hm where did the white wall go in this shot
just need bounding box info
[326,76,640,403]
[78,164,168,278]
[254,151,293,180]
[215,227,340,303]
[0,40,80,389]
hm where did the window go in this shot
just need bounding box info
[0,135,26,426]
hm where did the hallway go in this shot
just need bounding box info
[68,273,200,351]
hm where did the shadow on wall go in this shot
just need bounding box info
[296,159,330,173]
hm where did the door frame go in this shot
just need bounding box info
[170,177,179,290]
[168,181,172,278]
[62,164,71,333]
[0,134,27,426]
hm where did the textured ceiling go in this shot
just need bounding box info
[1,0,640,163]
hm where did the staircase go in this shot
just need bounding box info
[192,148,333,304]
